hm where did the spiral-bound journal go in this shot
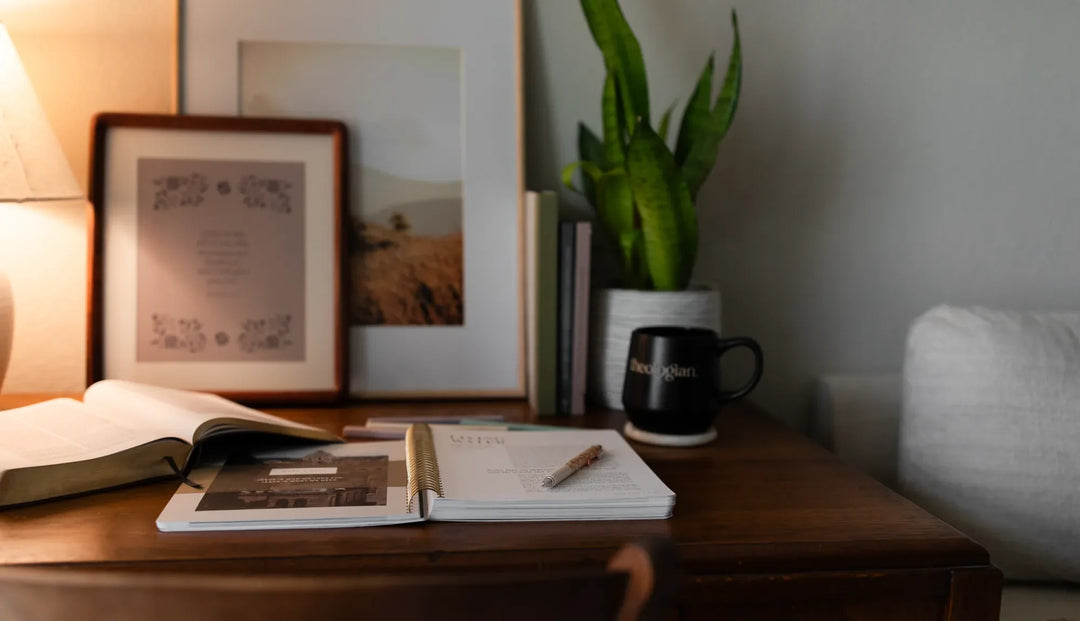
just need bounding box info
[155,423,675,531]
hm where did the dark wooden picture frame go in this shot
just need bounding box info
[88,113,348,405]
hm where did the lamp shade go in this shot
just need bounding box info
[0,23,82,393]
[0,23,81,202]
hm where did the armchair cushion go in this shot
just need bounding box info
[898,305,1080,581]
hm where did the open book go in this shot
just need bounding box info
[156,424,676,531]
[0,380,339,508]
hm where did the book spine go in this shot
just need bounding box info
[405,423,443,513]
[525,191,541,413]
[570,221,592,415]
[556,221,577,415]
[524,191,559,415]
[537,195,560,415]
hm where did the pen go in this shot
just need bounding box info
[541,444,604,489]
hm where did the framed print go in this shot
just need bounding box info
[179,0,525,398]
[88,113,348,405]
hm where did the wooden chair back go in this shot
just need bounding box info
[0,537,680,621]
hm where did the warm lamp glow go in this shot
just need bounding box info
[0,22,82,392]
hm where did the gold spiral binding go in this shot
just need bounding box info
[405,423,444,513]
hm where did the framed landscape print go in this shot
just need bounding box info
[88,113,348,404]
[179,0,525,398]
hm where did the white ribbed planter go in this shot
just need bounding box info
[588,288,720,410]
[0,272,13,392]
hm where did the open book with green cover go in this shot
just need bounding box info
[155,424,676,531]
[0,380,339,508]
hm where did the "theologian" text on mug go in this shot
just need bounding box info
[627,357,700,382]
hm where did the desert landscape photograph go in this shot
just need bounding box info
[241,40,465,326]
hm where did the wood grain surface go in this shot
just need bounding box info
[0,396,1001,619]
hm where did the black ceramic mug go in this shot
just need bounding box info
[622,326,764,441]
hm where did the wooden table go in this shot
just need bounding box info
[0,397,1001,620]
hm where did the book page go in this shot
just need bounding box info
[429,426,672,502]
[0,398,172,470]
[83,380,329,443]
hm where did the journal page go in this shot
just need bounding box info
[429,426,672,503]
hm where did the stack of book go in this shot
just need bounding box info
[525,191,591,415]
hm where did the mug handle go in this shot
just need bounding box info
[715,337,764,402]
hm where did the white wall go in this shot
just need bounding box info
[6,1,1080,431]
[527,0,1080,428]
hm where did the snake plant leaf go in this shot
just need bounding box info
[658,100,677,144]
[619,229,648,289]
[577,122,604,206]
[711,11,742,152]
[626,122,698,291]
[680,10,742,201]
[595,170,637,281]
[560,159,605,196]
[673,54,714,167]
[632,231,653,289]
[601,72,626,169]
[596,169,634,238]
[581,0,650,135]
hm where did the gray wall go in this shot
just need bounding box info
[525,0,1080,428]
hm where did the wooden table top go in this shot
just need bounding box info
[0,397,988,577]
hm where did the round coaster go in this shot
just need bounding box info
[623,422,717,447]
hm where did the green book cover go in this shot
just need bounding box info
[525,190,560,414]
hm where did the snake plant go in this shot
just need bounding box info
[562,0,742,291]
